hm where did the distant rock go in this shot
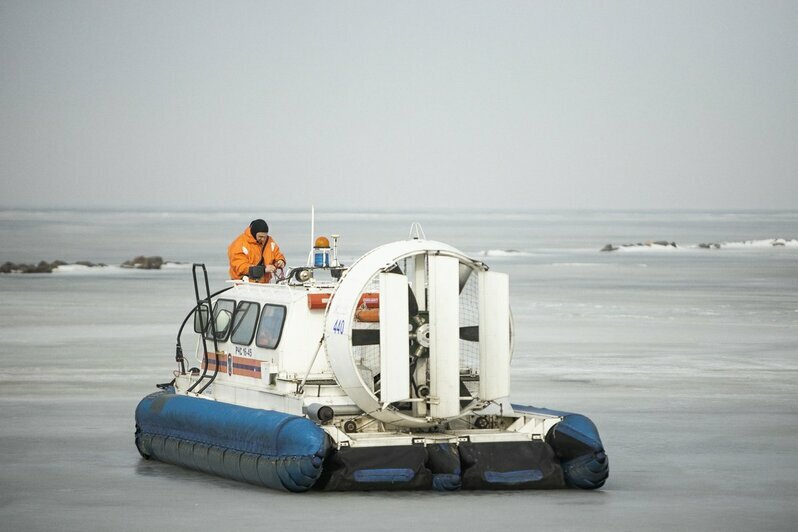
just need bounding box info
[603,238,798,251]
[600,241,677,252]
[75,260,106,267]
[1,257,179,274]
[120,256,164,269]
[33,261,53,273]
[0,261,54,273]
[696,238,797,249]
[1,260,107,274]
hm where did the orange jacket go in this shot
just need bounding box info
[227,227,286,283]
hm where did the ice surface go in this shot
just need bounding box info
[1,210,797,531]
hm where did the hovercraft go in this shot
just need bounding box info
[135,227,608,491]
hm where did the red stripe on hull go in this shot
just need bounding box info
[201,353,264,379]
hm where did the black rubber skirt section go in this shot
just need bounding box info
[318,445,435,491]
[459,441,565,490]
[318,441,566,491]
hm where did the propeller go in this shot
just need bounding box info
[352,328,381,346]
[352,318,479,346]
[352,261,479,348]
[386,263,419,317]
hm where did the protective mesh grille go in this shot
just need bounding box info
[459,272,480,374]
[352,274,382,390]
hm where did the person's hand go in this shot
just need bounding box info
[248,265,265,279]
[265,264,277,273]
[275,259,286,269]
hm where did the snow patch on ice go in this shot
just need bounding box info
[52,264,116,274]
[551,262,611,267]
[710,238,798,249]
[51,262,189,274]
[477,249,532,257]
[161,262,191,269]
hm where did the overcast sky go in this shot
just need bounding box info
[1,1,795,211]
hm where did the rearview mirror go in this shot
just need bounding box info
[193,305,209,333]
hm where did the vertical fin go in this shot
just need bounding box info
[478,271,510,401]
[379,272,411,404]
[428,255,460,418]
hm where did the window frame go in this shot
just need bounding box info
[255,304,288,350]
[205,298,235,341]
[230,300,261,346]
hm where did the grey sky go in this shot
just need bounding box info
[1,1,796,210]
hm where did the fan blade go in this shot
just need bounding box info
[459,325,479,342]
[386,263,403,275]
[407,285,419,317]
[459,263,472,293]
[414,254,427,312]
[460,379,473,408]
[352,329,380,346]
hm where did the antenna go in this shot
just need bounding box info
[331,234,340,267]
[408,222,426,240]
[307,205,315,267]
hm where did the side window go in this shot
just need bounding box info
[231,301,260,345]
[256,305,286,349]
[205,299,235,341]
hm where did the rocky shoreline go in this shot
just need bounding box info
[120,256,167,269]
[601,240,677,252]
[601,238,797,252]
[0,256,182,274]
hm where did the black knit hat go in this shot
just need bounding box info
[249,219,269,236]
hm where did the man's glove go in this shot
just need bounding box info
[248,265,265,279]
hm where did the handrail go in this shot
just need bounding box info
[186,264,222,394]
[174,285,234,375]
[196,264,222,394]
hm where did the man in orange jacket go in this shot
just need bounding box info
[227,219,286,283]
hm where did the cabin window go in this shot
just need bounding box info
[204,299,235,341]
[230,301,260,345]
[256,305,287,349]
